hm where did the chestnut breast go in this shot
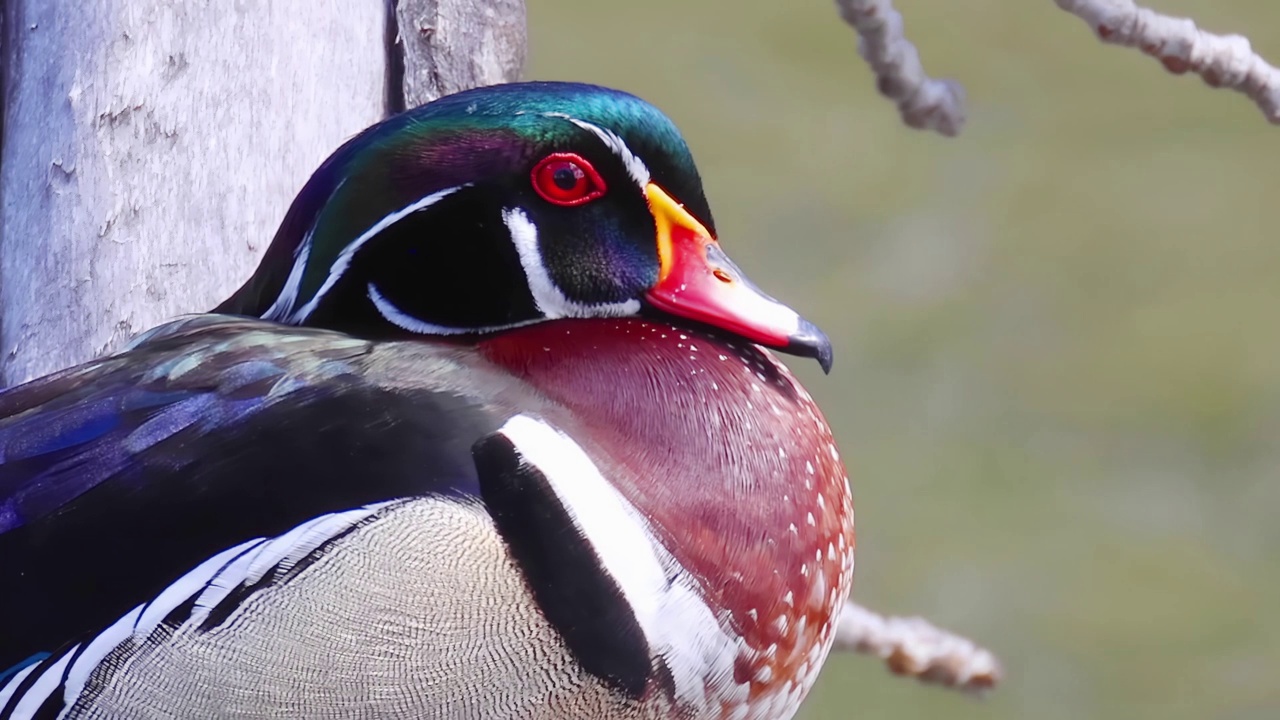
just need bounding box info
[478,317,855,702]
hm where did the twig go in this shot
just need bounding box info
[833,0,967,137]
[1055,0,1280,123]
[833,600,1002,693]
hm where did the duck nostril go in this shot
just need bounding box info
[712,268,733,284]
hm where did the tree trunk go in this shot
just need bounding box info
[0,0,525,386]
[395,0,527,109]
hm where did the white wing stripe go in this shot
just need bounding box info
[187,540,272,626]
[246,503,393,584]
[18,503,398,717]
[56,604,148,720]
[9,651,73,719]
[0,663,40,717]
[131,539,265,639]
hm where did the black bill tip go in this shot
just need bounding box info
[786,318,834,374]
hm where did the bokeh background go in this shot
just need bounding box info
[528,2,1280,718]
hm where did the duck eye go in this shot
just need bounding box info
[532,153,606,207]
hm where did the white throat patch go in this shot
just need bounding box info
[257,112,655,336]
[501,208,640,320]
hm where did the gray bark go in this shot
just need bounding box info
[0,0,525,386]
[395,0,526,108]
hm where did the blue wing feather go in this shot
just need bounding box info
[0,315,505,671]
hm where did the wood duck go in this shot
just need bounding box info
[0,82,854,719]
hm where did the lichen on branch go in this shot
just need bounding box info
[833,0,967,137]
[833,600,1002,693]
[1055,0,1280,123]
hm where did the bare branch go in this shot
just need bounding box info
[1055,0,1280,123]
[834,600,1002,693]
[834,0,967,137]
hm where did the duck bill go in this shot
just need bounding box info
[642,183,833,373]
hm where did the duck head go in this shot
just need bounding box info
[217,82,833,372]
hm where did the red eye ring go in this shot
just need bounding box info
[531,153,607,207]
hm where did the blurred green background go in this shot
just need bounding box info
[528,2,1280,719]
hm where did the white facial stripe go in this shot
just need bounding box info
[497,415,744,710]
[261,241,311,322]
[276,184,469,324]
[542,112,651,188]
[367,283,545,336]
[23,504,396,717]
[503,207,579,320]
[261,177,347,322]
[501,208,641,321]
[264,113,649,325]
